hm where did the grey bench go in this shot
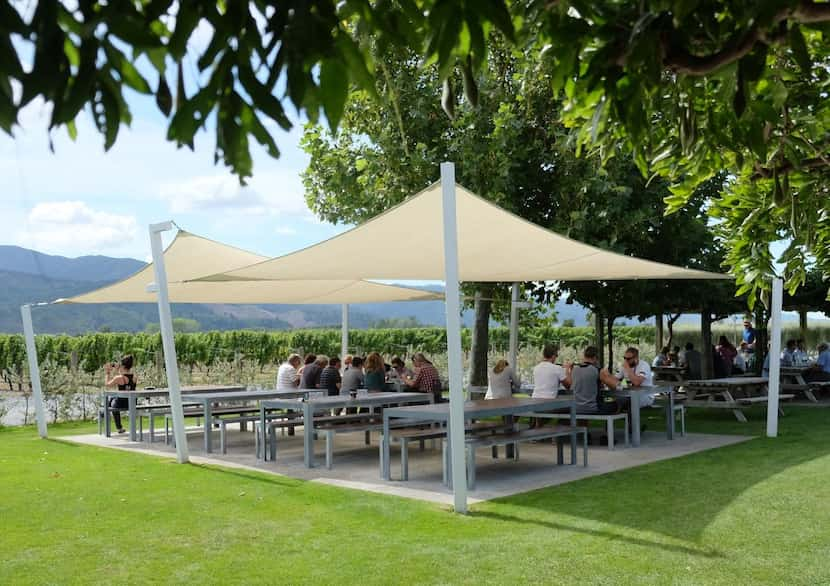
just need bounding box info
[520,412,629,450]
[454,425,588,489]
[164,406,262,445]
[379,421,516,481]
[218,411,304,454]
[257,413,379,461]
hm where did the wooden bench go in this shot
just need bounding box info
[518,412,628,450]
[683,394,794,422]
[453,425,588,489]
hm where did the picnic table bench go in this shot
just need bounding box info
[682,377,793,422]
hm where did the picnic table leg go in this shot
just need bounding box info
[570,403,577,464]
[381,412,391,480]
[303,402,314,468]
[630,398,641,447]
[721,390,748,422]
[204,403,213,453]
[259,405,266,461]
[505,414,515,459]
[104,392,111,437]
[128,395,137,441]
[666,389,675,441]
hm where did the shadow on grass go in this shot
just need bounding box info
[190,461,306,489]
[487,406,830,543]
[471,510,724,559]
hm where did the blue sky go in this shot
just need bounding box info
[0,85,348,262]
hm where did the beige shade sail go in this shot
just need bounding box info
[197,183,729,283]
[55,230,442,305]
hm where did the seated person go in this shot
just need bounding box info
[319,357,342,396]
[680,342,702,379]
[572,346,619,414]
[340,356,365,394]
[532,344,570,399]
[277,354,302,389]
[652,346,670,367]
[793,339,809,365]
[363,352,386,391]
[405,353,443,403]
[300,355,326,389]
[781,339,797,368]
[104,354,137,434]
[619,346,657,408]
[389,356,414,380]
[807,343,830,382]
[485,359,520,400]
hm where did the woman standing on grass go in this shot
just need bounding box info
[104,355,137,434]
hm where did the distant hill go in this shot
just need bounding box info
[0,245,145,282]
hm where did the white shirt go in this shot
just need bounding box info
[620,359,655,406]
[276,363,298,389]
[485,366,518,400]
[532,361,565,398]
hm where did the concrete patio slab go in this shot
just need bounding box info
[62,425,753,506]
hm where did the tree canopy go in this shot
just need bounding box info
[5,1,829,298]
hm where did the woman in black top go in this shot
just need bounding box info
[105,355,137,434]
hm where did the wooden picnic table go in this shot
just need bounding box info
[682,377,784,422]
[380,397,576,482]
[780,365,824,403]
[103,384,245,441]
[653,366,687,382]
[260,391,432,467]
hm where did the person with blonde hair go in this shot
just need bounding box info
[485,358,519,400]
[364,352,386,391]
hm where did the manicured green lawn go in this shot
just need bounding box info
[1,407,829,585]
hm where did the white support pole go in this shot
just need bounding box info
[766,278,783,438]
[20,304,47,438]
[341,304,349,366]
[509,283,520,374]
[441,162,468,513]
[149,222,189,463]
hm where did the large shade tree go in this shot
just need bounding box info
[302,39,731,380]
[6,1,827,300]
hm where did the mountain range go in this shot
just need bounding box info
[0,245,594,334]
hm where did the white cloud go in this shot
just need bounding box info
[158,169,323,223]
[18,201,137,255]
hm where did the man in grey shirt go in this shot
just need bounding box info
[340,356,365,394]
[571,346,619,413]
[679,342,702,379]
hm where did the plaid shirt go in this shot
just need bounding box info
[413,363,442,392]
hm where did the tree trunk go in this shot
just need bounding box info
[468,287,493,387]
[799,308,808,342]
[666,313,681,348]
[655,313,664,354]
[606,315,615,371]
[594,311,605,367]
[754,304,769,376]
[701,309,713,379]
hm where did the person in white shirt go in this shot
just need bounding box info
[619,346,656,407]
[532,344,571,399]
[485,359,520,400]
[276,354,302,389]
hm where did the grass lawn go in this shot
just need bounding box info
[1,407,829,585]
